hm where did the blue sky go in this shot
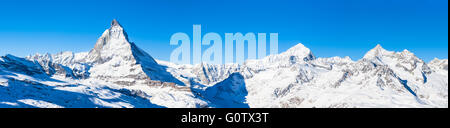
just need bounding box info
[0,0,447,62]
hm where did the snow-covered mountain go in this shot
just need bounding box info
[1,20,447,108]
[1,20,206,108]
[161,43,447,108]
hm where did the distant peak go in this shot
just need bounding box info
[283,43,315,59]
[371,44,387,51]
[285,43,312,54]
[111,19,121,27]
[401,49,413,55]
[430,58,448,63]
[291,43,307,50]
[363,44,389,59]
[374,44,383,49]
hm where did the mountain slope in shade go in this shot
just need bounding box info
[203,73,249,108]
[1,20,447,108]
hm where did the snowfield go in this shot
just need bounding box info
[0,20,448,108]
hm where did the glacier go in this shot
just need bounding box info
[0,20,447,108]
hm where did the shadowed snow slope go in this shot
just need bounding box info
[203,73,249,108]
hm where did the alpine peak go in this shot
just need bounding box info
[111,19,122,27]
[85,19,135,63]
[363,44,390,59]
[284,43,313,56]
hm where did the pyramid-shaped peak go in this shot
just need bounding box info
[290,43,308,50]
[86,19,134,63]
[374,44,383,49]
[370,44,387,52]
[111,19,122,27]
[284,43,313,56]
[266,43,315,62]
[363,44,389,59]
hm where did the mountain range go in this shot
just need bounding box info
[0,20,447,108]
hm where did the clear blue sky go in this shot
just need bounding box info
[0,0,447,62]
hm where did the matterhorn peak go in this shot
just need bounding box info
[107,19,128,40]
[85,19,133,63]
[111,19,121,27]
[82,19,184,86]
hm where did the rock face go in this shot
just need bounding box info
[85,19,135,63]
[0,20,447,108]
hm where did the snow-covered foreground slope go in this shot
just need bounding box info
[0,54,206,108]
[1,20,448,108]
